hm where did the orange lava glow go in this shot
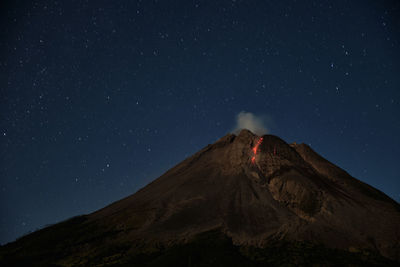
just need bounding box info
[251,137,263,164]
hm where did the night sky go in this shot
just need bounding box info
[1,0,399,245]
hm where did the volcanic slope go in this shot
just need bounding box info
[1,129,399,266]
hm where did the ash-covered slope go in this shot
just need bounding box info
[1,130,399,266]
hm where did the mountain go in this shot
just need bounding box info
[1,129,399,266]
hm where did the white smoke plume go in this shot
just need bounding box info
[233,111,269,136]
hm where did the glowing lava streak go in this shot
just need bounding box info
[251,137,263,164]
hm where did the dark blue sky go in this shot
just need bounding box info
[1,0,399,244]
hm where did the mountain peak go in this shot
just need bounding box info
[1,132,399,265]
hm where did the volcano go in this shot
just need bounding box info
[1,130,399,266]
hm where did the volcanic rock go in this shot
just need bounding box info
[1,129,399,266]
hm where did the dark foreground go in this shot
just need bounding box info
[0,217,397,266]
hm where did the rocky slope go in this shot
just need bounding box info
[1,129,399,266]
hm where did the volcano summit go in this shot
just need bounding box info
[1,130,399,266]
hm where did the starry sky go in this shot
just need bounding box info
[1,0,399,244]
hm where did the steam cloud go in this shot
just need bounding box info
[233,111,269,136]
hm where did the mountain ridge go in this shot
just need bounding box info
[1,129,399,266]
